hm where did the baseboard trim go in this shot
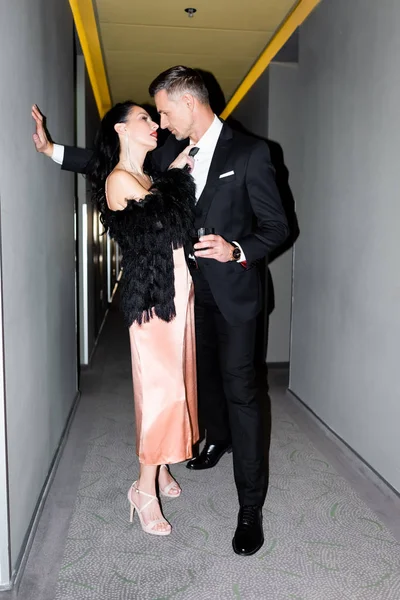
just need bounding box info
[267,361,289,369]
[0,582,11,592]
[287,387,400,501]
[7,390,81,593]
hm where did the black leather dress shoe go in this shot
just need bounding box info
[186,442,232,470]
[232,506,264,556]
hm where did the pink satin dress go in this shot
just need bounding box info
[129,247,199,465]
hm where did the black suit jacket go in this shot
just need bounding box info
[62,122,288,325]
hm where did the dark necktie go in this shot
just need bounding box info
[189,146,199,158]
[183,146,199,173]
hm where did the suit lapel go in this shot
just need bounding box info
[195,124,234,225]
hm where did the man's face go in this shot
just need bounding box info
[154,89,194,140]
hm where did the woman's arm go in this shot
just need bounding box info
[106,170,149,211]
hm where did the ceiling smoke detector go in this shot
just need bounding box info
[185,8,197,18]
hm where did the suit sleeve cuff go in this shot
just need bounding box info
[51,144,65,165]
[232,241,247,263]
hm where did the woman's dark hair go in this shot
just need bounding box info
[86,101,139,226]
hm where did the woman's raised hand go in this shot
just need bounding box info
[168,144,196,172]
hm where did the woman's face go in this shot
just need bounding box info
[120,106,159,149]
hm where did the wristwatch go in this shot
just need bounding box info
[230,243,242,262]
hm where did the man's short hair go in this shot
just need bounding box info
[149,66,210,104]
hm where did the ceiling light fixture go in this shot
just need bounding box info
[185,8,197,18]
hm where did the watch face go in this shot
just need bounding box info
[232,247,241,260]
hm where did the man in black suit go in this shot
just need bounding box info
[186,70,300,382]
[32,66,288,555]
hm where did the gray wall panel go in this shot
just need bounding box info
[290,0,400,490]
[0,0,77,573]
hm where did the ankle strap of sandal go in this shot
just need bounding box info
[131,482,157,513]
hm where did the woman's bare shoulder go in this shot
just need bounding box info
[106,169,149,210]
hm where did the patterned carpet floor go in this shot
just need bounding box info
[53,307,400,600]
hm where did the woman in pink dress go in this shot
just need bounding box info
[87,101,199,536]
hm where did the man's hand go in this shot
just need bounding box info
[32,104,53,157]
[194,235,233,263]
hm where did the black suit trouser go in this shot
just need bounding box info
[192,268,268,507]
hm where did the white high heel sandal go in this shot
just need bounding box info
[127,481,171,536]
[159,464,182,498]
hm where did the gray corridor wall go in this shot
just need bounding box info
[0,0,77,574]
[84,66,109,353]
[289,0,400,491]
[231,67,298,363]
[266,63,300,364]
[76,56,109,366]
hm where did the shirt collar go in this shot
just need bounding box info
[190,114,223,152]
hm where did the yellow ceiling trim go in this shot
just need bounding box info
[69,0,112,117]
[220,0,321,118]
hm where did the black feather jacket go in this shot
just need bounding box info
[103,168,195,327]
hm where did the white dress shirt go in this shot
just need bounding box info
[52,143,64,164]
[190,115,245,262]
[189,114,223,201]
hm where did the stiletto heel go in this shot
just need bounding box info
[159,465,182,498]
[127,481,171,536]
